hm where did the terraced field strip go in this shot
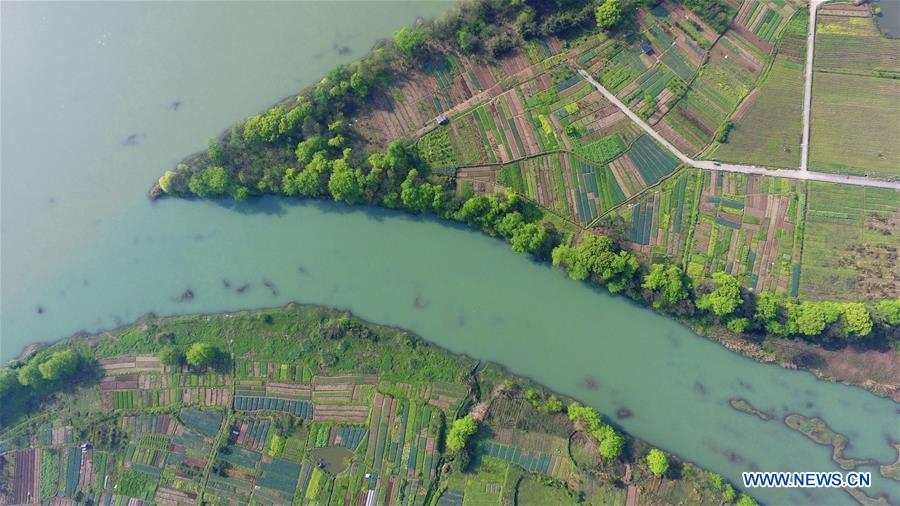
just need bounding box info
[235,418,270,451]
[481,441,566,479]
[179,410,224,437]
[234,396,313,418]
[626,134,681,185]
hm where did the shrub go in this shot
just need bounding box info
[646,448,669,477]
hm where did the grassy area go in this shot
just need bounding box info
[809,72,900,178]
[807,14,899,178]
[799,183,899,301]
[713,55,804,168]
[712,11,807,168]
[815,15,900,77]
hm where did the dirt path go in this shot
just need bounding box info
[574,66,900,191]
[800,0,826,171]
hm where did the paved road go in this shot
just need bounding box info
[575,68,900,191]
[800,0,826,170]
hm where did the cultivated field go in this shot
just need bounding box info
[0,307,734,506]
[808,14,900,178]
[799,183,899,301]
[613,169,805,295]
[713,12,807,168]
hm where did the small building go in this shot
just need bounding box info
[640,41,653,54]
[436,113,449,125]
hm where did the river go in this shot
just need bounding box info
[2,3,898,505]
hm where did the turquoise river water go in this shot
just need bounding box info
[2,3,898,504]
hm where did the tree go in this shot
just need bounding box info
[208,139,225,163]
[327,135,345,149]
[454,195,492,226]
[841,303,872,337]
[754,293,778,321]
[328,159,364,205]
[726,317,749,333]
[874,299,900,326]
[642,264,689,308]
[595,0,623,30]
[716,121,734,143]
[794,302,827,336]
[496,211,525,238]
[295,136,327,165]
[189,166,230,197]
[350,71,370,97]
[457,30,481,54]
[552,235,638,292]
[545,397,562,413]
[400,170,441,213]
[736,493,757,506]
[646,448,669,477]
[722,484,736,502]
[597,424,625,460]
[285,153,330,197]
[230,185,250,201]
[242,107,284,144]
[394,27,425,57]
[446,415,478,452]
[158,171,176,193]
[696,272,742,317]
[279,102,310,137]
[37,350,79,381]
[159,346,184,367]
[510,223,548,255]
[0,368,21,399]
[204,166,230,194]
[185,343,221,369]
[17,361,44,388]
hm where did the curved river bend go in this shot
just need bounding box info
[2,3,898,505]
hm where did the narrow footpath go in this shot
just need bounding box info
[800,0,826,171]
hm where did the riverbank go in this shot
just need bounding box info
[704,325,900,402]
[0,303,755,506]
[145,190,900,403]
[149,0,898,399]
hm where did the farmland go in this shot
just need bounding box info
[439,42,691,227]
[712,11,807,168]
[808,14,900,178]
[799,183,899,301]
[732,0,799,46]
[0,305,740,506]
[611,169,806,296]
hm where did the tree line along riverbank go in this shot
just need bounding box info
[151,0,898,398]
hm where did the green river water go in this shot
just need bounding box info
[2,3,898,504]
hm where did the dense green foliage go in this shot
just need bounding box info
[680,0,736,32]
[0,349,90,426]
[185,342,227,369]
[642,264,689,309]
[551,235,639,293]
[696,272,743,317]
[595,0,623,30]
[159,345,184,367]
[446,415,479,452]
[646,448,669,477]
[567,402,625,460]
[393,27,426,57]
